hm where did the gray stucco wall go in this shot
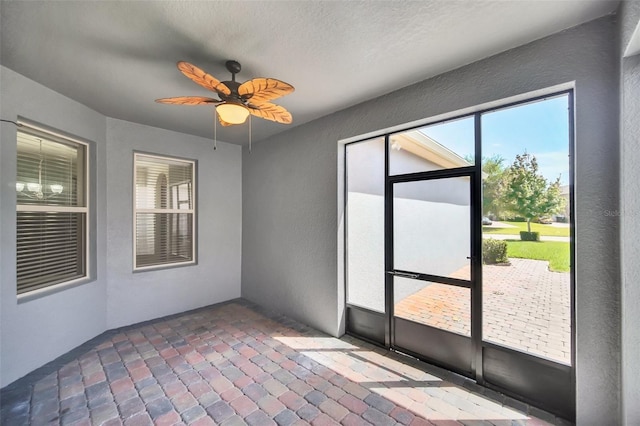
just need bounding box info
[0,66,108,387]
[242,16,620,424]
[621,54,640,426]
[619,2,640,425]
[105,119,242,329]
[0,69,243,388]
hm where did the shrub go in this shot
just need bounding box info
[520,231,540,241]
[483,239,509,264]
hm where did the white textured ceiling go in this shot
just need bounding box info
[0,1,618,145]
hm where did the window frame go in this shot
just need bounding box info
[133,152,197,271]
[342,87,575,419]
[16,125,90,298]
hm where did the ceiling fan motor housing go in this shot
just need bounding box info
[223,60,244,103]
[221,81,243,103]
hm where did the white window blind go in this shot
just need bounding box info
[134,154,195,269]
[16,129,88,294]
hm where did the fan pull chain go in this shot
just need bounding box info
[249,115,252,153]
[213,109,218,151]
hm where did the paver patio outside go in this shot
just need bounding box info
[394,258,571,364]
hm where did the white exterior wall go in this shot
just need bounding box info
[345,138,470,311]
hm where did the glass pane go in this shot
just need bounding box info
[346,137,385,312]
[393,177,470,279]
[17,211,86,294]
[172,183,192,210]
[394,277,470,336]
[136,155,193,210]
[136,213,193,268]
[481,94,571,364]
[389,117,474,175]
[17,131,86,207]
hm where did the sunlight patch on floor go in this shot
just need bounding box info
[274,336,534,422]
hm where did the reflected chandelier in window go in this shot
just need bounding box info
[16,139,66,200]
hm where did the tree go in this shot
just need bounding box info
[481,155,507,219]
[503,152,564,233]
[464,155,508,219]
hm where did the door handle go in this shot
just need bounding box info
[387,271,420,279]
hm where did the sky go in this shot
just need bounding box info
[419,94,570,185]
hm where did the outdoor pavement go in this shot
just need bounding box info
[394,259,571,364]
[0,300,568,426]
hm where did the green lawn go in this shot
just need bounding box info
[483,221,569,237]
[505,240,570,272]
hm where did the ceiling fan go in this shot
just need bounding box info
[156,60,294,127]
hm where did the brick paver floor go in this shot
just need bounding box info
[394,258,571,364]
[0,300,569,425]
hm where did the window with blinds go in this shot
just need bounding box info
[134,153,195,270]
[16,129,88,295]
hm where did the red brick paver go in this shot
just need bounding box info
[0,301,560,425]
[394,258,571,364]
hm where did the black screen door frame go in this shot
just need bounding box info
[344,89,575,420]
[385,165,481,378]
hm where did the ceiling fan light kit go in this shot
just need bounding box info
[216,102,249,124]
[155,60,294,149]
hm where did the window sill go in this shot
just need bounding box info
[17,276,94,304]
[133,259,197,273]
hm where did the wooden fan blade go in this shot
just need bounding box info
[239,78,294,106]
[177,61,232,96]
[155,96,221,105]
[249,102,292,124]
